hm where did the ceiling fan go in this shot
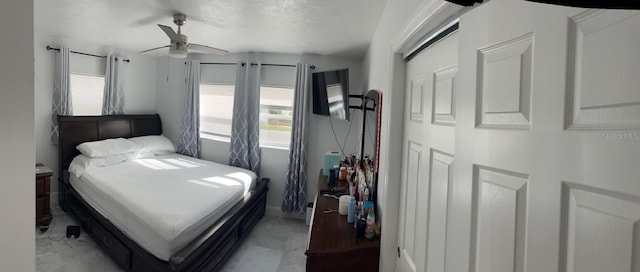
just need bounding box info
[140,13,228,58]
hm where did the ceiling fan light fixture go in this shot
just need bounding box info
[169,43,187,58]
[169,47,187,58]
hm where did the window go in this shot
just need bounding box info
[259,86,294,148]
[199,84,294,148]
[200,84,235,137]
[70,74,104,115]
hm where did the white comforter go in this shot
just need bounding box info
[70,153,257,260]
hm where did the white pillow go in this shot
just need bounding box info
[68,152,156,178]
[69,154,127,177]
[128,135,176,155]
[76,138,140,158]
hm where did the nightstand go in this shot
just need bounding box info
[36,163,53,231]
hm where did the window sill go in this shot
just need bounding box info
[200,133,230,143]
[200,133,289,151]
[260,144,289,151]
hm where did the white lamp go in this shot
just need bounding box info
[169,48,187,58]
[169,42,188,58]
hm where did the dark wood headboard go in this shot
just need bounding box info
[57,114,162,175]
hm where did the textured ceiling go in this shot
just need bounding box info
[35,0,388,58]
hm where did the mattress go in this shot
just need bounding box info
[69,153,257,261]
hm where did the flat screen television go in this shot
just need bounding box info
[312,68,350,121]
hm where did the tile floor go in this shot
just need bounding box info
[36,206,308,272]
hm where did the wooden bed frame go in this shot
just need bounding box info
[57,114,269,272]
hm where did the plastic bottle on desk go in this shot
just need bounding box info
[365,208,376,239]
[347,196,356,223]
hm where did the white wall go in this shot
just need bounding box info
[363,0,433,270]
[34,34,159,201]
[0,0,35,270]
[155,52,364,214]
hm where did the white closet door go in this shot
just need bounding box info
[447,1,640,272]
[397,32,458,272]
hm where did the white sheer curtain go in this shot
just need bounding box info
[229,61,261,175]
[102,55,126,115]
[282,63,311,214]
[177,60,201,158]
[50,46,73,145]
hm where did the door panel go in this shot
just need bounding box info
[566,10,640,129]
[401,141,422,271]
[476,33,533,129]
[433,66,458,126]
[397,32,459,272]
[411,77,426,122]
[560,183,640,272]
[471,166,528,272]
[426,150,454,272]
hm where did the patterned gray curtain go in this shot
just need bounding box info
[50,46,73,145]
[102,55,126,115]
[229,61,261,175]
[177,60,201,158]
[282,63,311,214]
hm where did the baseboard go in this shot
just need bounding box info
[265,205,305,221]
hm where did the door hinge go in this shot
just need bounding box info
[397,246,401,258]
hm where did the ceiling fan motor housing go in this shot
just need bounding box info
[173,33,188,47]
[173,13,187,26]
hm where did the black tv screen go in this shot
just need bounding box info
[312,68,350,121]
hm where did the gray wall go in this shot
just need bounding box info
[0,0,35,270]
[34,34,159,201]
[155,52,365,214]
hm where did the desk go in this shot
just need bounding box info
[305,170,380,272]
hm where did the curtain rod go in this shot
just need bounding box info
[192,62,315,70]
[46,46,131,63]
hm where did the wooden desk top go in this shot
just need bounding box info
[36,163,53,178]
[306,170,380,255]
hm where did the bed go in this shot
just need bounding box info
[57,114,270,272]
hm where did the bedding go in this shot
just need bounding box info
[69,152,156,177]
[128,135,176,155]
[77,138,139,158]
[69,153,257,261]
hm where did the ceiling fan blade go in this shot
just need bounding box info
[158,24,179,41]
[187,43,228,55]
[139,45,170,54]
